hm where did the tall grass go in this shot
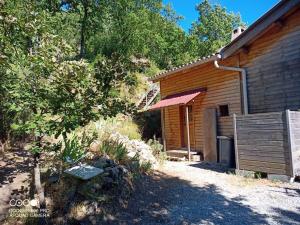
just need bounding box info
[87,115,141,141]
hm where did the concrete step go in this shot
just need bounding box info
[166,150,202,161]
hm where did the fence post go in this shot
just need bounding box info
[285,109,295,179]
[233,113,240,170]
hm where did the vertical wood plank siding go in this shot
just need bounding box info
[288,111,300,176]
[160,61,242,152]
[235,112,292,176]
[240,9,300,113]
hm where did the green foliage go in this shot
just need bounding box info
[0,0,245,158]
[62,132,95,163]
[147,138,166,164]
[100,140,128,163]
[190,0,245,57]
[139,161,152,173]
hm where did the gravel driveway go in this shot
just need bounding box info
[109,161,300,225]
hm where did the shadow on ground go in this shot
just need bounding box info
[188,161,231,173]
[272,207,300,225]
[101,171,265,225]
[0,148,33,188]
[66,169,300,225]
[0,148,33,222]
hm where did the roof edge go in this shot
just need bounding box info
[150,55,218,82]
[221,0,300,58]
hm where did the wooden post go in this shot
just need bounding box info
[286,109,295,178]
[161,108,167,151]
[233,113,240,170]
[186,106,191,161]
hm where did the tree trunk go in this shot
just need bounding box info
[34,155,47,224]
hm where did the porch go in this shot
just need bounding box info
[166,149,203,162]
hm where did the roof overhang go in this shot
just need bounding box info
[221,0,300,58]
[148,87,206,110]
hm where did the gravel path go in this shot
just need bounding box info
[110,161,300,225]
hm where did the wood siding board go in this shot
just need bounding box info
[240,9,300,113]
[160,60,242,151]
[236,112,291,175]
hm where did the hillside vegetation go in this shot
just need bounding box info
[0,0,244,224]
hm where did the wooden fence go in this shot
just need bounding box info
[233,110,300,177]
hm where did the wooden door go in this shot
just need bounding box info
[180,105,195,149]
[203,108,217,162]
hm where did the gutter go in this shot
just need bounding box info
[214,54,249,115]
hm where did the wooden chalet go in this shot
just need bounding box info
[149,0,300,181]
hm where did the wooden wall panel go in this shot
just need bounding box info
[164,105,181,150]
[235,112,292,176]
[160,60,242,152]
[239,9,300,113]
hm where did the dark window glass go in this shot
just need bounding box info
[219,105,229,117]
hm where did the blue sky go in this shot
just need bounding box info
[162,0,280,32]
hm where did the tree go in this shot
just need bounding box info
[1,1,135,221]
[190,0,244,57]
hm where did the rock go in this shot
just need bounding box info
[93,157,115,169]
[118,165,128,175]
[102,177,114,190]
[93,158,108,168]
[109,132,158,169]
[48,175,59,184]
[105,166,120,180]
[93,183,102,190]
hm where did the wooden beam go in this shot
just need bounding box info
[274,18,285,28]
[161,108,167,151]
[233,113,240,170]
[186,106,191,161]
[285,109,295,178]
[241,45,250,54]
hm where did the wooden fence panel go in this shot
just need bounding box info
[235,112,292,176]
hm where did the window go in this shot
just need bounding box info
[219,104,229,117]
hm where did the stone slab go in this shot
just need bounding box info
[64,164,104,180]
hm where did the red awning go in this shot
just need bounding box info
[149,87,206,110]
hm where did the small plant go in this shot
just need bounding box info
[100,139,128,163]
[62,132,95,164]
[147,138,166,164]
[139,161,152,174]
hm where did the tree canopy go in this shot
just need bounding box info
[190,0,244,57]
[0,0,244,147]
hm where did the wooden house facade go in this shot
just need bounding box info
[149,0,300,179]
